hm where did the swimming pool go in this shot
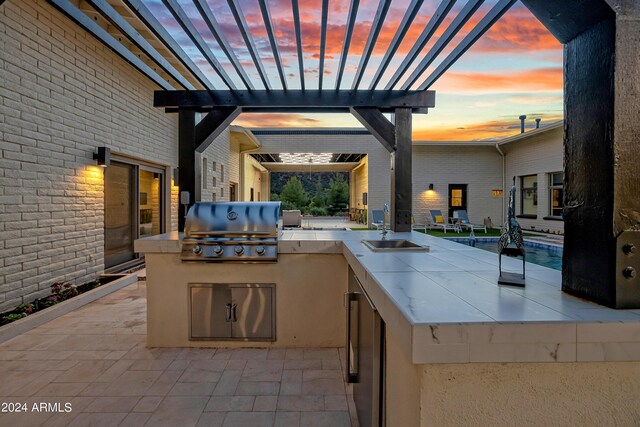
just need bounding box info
[447,238,563,270]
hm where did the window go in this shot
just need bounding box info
[220,188,224,198]
[520,175,537,216]
[549,172,563,217]
[220,164,224,182]
[212,161,217,171]
[212,176,216,187]
[212,192,217,202]
[202,158,208,189]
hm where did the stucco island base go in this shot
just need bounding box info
[144,253,347,348]
[385,330,640,427]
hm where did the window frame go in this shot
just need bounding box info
[547,171,564,219]
[519,174,538,218]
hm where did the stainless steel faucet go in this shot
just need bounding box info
[381,203,389,240]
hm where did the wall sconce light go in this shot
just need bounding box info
[93,147,110,167]
[173,167,179,186]
[491,189,503,197]
[428,183,434,191]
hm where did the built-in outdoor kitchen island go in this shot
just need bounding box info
[136,206,640,427]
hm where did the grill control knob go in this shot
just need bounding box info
[192,245,203,255]
[234,245,245,255]
[255,246,266,256]
[213,245,223,255]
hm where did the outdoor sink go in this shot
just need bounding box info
[362,239,429,252]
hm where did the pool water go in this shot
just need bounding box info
[448,238,563,271]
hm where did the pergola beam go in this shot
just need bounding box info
[258,0,288,90]
[47,0,174,90]
[84,0,194,90]
[402,0,484,90]
[352,0,392,90]
[384,0,456,90]
[155,90,435,111]
[123,0,214,90]
[418,0,517,90]
[368,0,424,90]
[350,107,395,152]
[226,0,271,90]
[162,0,235,89]
[195,107,242,153]
[335,0,361,89]
[193,0,254,90]
[318,0,329,90]
[291,0,305,90]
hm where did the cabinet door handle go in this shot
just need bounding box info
[231,304,237,322]
[225,303,232,322]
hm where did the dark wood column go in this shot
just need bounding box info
[350,107,413,232]
[522,0,640,308]
[178,109,196,232]
[391,108,412,232]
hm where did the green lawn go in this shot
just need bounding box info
[349,227,538,238]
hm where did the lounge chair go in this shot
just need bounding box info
[371,210,384,229]
[428,210,460,233]
[454,210,487,233]
[411,215,426,233]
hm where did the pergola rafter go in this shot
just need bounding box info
[226,0,271,90]
[352,0,392,90]
[193,0,254,90]
[401,0,484,90]
[335,0,361,89]
[122,0,214,90]
[318,0,329,90]
[258,0,288,90]
[162,0,235,89]
[368,0,424,90]
[384,0,456,90]
[291,0,305,90]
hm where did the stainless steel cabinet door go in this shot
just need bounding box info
[190,285,232,339]
[231,287,274,340]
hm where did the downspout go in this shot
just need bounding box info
[495,143,506,225]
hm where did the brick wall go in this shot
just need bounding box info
[502,126,564,233]
[412,145,504,226]
[199,127,231,202]
[0,0,179,310]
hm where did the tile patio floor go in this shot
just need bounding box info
[0,282,358,427]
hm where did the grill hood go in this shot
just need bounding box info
[184,202,281,239]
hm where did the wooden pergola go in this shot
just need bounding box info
[45,0,640,308]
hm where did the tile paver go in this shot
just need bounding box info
[0,282,359,426]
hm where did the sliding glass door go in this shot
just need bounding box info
[104,161,165,269]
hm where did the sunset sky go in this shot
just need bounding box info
[145,0,563,140]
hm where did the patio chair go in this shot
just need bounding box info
[282,210,302,228]
[428,210,460,233]
[411,215,426,233]
[454,210,487,233]
[371,210,384,229]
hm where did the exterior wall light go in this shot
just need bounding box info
[429,183,434,191]
[93,147,110,167]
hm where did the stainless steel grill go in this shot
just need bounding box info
[181,202,281,262]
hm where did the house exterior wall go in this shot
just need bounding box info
[502,126,564,233]
[412,145,504,226]
[199,127,231,202]
[0,0,183,310]
[253,132,390,227]
[242,155,268,201]
[350,157,368,212]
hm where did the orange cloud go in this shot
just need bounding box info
[433,67,562,93]
[413,115,563,141]
[234,113,323,128]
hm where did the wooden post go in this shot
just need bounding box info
[521,0,640,308]
[178,109,196,232]
[391,108,412,232]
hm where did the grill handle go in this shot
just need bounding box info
[188,231,274,237]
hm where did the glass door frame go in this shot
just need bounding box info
[448,184,468,219]
[104,157,166,272]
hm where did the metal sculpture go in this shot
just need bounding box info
[498,177,526,286]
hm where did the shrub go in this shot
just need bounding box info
[309,207,328,216]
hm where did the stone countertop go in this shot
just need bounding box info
[135,230,640,364]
